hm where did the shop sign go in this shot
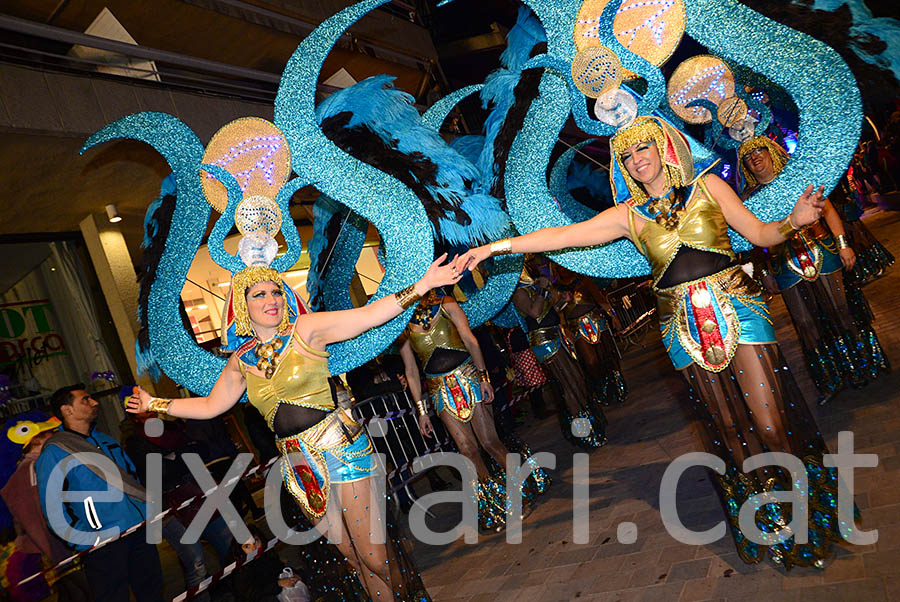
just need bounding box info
[0,299,68,366]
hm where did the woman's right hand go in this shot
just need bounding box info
[418,414,435,438]
[455,245,492,274]
[789,185,825,228]
[278,577,299,588]
[415,253,462,293]
[126,386,152,413]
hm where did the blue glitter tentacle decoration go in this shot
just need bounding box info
[271,178,308,273]
[522,53,616,138]
[421,84,483,131]
[306,195,368,313]
[685,0,863,225]
[202,163,247,274]
[444,0,653,277]
[549,140,600,223]
[273,0,434,374]
[81,113,225,394]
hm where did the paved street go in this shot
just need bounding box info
[413,209,900,602]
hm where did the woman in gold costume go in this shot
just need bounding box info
[399,290,549,531]
[554,267,627,406]
[128,255,461,601]
[738,136,889,402]
[457,116,849,568]
[512,261,608,449]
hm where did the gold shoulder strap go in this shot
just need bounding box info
[694,174,714,205]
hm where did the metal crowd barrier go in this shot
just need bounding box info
[606,280,656,349]
[351,389,456,502]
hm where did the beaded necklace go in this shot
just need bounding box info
[647,188,684,230]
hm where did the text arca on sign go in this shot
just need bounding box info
[0,301,68,365]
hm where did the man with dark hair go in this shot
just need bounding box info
[35,385,163,602]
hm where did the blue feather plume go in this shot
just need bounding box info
[477,7,546,191]
[316,75,509,245]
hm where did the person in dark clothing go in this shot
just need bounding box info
[120,403,232,602]
[182,414,264,520]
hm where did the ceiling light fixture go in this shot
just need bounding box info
[105,204,122,223]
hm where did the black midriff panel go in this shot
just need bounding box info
[424,348,471,375]
[524,306,560,331]
[272,405,329,438]
[656,246,735,289]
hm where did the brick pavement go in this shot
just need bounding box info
[412,209,900,602]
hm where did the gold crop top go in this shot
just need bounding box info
[627,176,736,286]
[406,305,467,367]
[239,326,333,431]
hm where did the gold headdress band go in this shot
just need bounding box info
[609,117,695,206]
[228,266,292,339]
[737,136,789,193]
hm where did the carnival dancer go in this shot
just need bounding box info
[457,116,848,569]
[512,260,607,449]
[841,168,894,284]
[738,136,890,401]
[554,266,627,406]
[399,289,549,531]
[129,237,460,600]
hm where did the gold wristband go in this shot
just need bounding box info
[489,238,512,256]
[394,284,421,310]
[477,369,490,384]
[147,396,173,414]
[415,398,429,416]
[777,216,798,239]
[836,234,850,250]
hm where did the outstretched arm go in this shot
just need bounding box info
[455,205,631,273]
[297,254,462,350]
[129,353,246,419]
[708,174,825,248]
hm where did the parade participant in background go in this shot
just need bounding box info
[738,136,890,401]
[554,265,627,406]
[399,289,549,531]
[128,249,459,601]
[512,257,607,449]
[457,116,846,569]
[837,168,893,284]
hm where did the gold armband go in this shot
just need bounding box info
[836,234,850,250]
[394,284,421,310]
[147,396,173,414]
[489,238,512,256]
[777,216,799,239]
[415,398,429,416]
[477,369,490,384]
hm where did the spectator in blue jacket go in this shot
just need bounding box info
[35,385,163,602]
